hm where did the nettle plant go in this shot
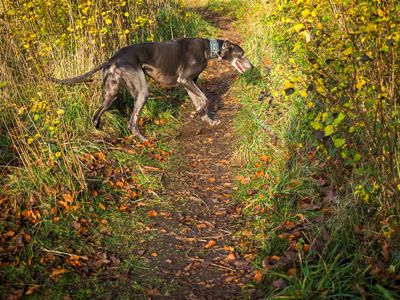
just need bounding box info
[274,0,399,206]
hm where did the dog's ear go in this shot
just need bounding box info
[222,40,232,49]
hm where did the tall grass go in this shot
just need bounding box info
[0,0,203,206]
[207,0,400,298]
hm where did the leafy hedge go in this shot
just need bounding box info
[272,0,399,211]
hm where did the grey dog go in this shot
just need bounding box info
[52,38,252,141]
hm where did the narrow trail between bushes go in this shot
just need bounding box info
[134,9,259,299]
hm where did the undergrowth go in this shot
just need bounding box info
[0,0,213,298]
[208,0,400,298]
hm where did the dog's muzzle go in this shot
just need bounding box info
[232,57,253,74]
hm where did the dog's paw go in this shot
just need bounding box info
[93,119,100,129]
[201,115,221,126]
[210,119,221,126]
[190,109,204,118]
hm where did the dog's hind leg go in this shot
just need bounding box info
[120,66,149,141]
[92,66,120,129]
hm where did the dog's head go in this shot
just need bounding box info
[220,40,253,73]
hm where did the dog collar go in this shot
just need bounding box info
[209,39,221,59]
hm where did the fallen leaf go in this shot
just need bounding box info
[98,203,106,210]
[196,223,208,229]
[253,270,264,283]
[303,244,311,252]
[287,268,297,276]
[115,181,124,188]
[22,233,31,242]
[260,154,272,163]
[62,193,74,204]
[5,230,15,237]
[273,279,284,289]
[58,200,70,210]
[242,230,253,237]
[146,288,161,297]
[71,220,81,230]
[25,285,40,295]
[295,213,305,221]
[271,255,281,261]
[209,177,216,183]
[129,191,138,198]
[381,240,390,261]
[95,151,106,161]
[151,252,158,257]
[148,210,158,217]
[51,268,67,277]
[224,246,235,252]
[224,253,236,262]
[204,240,216,249]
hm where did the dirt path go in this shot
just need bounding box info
[133,10,258,300]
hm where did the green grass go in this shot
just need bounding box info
[205,0,400,299]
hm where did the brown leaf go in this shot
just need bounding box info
[115,181,124,188]
[381,240,390,261]
[204,240,216,249]
[5,230,15,237]
[22,233,31,242]
[273,279,284,289]
[71,220,81,230]
[51,268,67,277]
[260,154,272,163]
[224,246,235,252]
[323,187,337,204]
[95,151,106,161]
[58,200,70,210]
[25,285,40,295]
[196,223,208,229]
[62,193,74,204]
[253,270,264,283]
[208,177,216,183]
[224,253,236,262]
[241,230,252,237]
[287,268,297,276]
[147,210,158,218]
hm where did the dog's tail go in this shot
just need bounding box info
[49,61,111,85]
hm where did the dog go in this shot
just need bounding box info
[51,38,252,141]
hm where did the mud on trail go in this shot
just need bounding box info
[133,11,259,300]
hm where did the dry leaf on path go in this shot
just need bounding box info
[224,253,236,262]
[204,240,216,249]
[148,210,158,217]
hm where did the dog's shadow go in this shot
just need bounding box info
[199,73,235,119]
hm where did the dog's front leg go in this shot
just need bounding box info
[184,88,205,118]
[178,78,220,126]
